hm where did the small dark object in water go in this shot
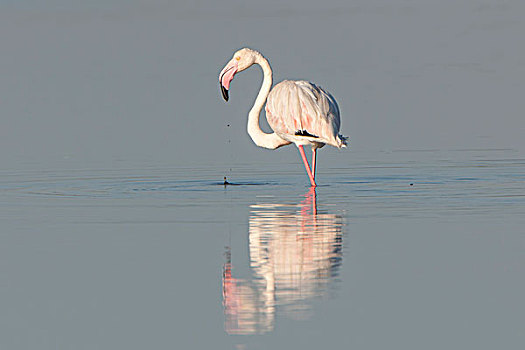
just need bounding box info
[410,183,414,186]
[224,176,230,185]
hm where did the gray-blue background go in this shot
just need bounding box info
[2,0,524,167]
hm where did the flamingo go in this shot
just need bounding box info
[219,48,347,187]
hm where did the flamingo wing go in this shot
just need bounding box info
[265,80,346,148]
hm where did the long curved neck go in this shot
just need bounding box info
[247,54,288,149]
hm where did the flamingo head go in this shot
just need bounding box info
[219,48,258,101]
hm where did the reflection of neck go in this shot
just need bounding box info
[247,54,289,149]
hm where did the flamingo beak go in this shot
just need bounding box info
[220,84,229,101]
[219,60,238,102]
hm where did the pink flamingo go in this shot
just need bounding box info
[219,48,347,187]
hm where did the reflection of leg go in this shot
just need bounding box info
[312,148,317,180]
[298,145,316,187]
[309,187,317,216]
[301,187,317,216]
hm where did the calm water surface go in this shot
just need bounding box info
[1,149,524,349]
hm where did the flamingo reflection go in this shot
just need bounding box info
[222,188,344,335]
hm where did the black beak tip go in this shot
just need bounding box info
[220,85,229,102]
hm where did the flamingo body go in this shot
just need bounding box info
[219,48,347,187]
[266,80,346,149]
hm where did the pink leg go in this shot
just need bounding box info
[298,145,317,187]
[312,148,317,180]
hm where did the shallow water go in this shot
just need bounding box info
[1,149,524,349]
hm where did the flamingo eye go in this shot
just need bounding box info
[235,56,241,61]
